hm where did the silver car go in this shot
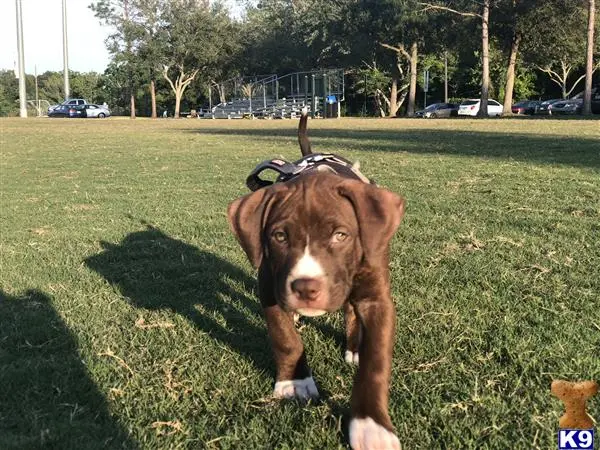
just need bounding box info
[415,103,458,118]
[549,98,583,115]
[82,104,111,118]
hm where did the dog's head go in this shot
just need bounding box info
[228,172,405,316]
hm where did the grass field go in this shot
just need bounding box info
[1,116,599,449]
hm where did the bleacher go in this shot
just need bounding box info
[199,69,343,119]
[205,96,318,119]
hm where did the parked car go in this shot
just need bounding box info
[567,86,600,114]
[48,98,89,113]
[458,98,503,117]
[534,99,562,115]
[48,103,110,118]
[415,102,458,118]
[82,104,111,118]
[511,100,540,115]
[550,98,583,115]
[48,105,84,118]
[593,91,600,114]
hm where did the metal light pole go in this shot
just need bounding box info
[15,0,27,118]
[423,70,429,108]
[444,51,448,103]
[35,65,40,116]
[62,0,70,100]
[363,71,367,116]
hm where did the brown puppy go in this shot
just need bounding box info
[228,113,404,449]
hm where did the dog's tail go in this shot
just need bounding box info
[298,106,312,156]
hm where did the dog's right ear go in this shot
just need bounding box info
[227,185,286,269]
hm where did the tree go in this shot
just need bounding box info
[417,51,461,102]
[0,70,19,116]
[380,43,418,117]
[374,0,436,117]
[420,0,492,117]
[496,0,531,114]
[537,62,595,99]
[354,63,409,117]
[91,0,146,118]
[157,1,239,118]
[70,72,104,102]
[583,0,596,115]
[37,71,65,104]
[522,0,592,99]
[134,0,165,119]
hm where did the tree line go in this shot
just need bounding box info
[1,0,597,117]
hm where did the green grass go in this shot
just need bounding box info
[1,116,599,449]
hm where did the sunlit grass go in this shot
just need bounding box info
[1,116,599,449]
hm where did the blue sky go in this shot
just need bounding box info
[1,0,244,75]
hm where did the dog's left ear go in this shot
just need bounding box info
[228,184,286,269]
[338,180,405,263]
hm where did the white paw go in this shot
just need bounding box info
[345,350,359,365]
[301,106,308,115]
[273,376,319,400]
[349,417,400,450]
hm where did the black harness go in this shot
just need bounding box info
[246,153,372,192]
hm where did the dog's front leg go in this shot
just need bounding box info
[349,295,400,450]
[262,304,319,400]
[259,265,318,400]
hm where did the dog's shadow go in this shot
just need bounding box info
[84,224,344,380]
[84,225,279,375]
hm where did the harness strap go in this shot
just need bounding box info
[245,159,298,192]
[246,153,372,191]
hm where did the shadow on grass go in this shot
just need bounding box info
[84,225,277,375]
[85,225,342,375]
[188,126,600,169]
[0,289,136,449]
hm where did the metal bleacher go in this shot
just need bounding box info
[201,69,344,119]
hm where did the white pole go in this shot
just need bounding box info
[62,0,70,100]
[16,0,27,118]
[35,65,40,116]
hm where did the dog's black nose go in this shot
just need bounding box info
[291,278,322,301]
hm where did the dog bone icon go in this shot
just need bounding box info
[551,380,598,429]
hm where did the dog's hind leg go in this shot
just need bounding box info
[344,302,361,365]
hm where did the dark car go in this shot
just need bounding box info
[593,90,600,114]
[511,100,540,115]
[48,105,85,118]
[415,102,458,118]
[550,98,583,115]
[534,99,562,115]
[47,98,89,114]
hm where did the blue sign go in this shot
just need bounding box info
[558,430,594,450]
[326,95,337,104]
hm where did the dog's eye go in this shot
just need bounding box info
[272,231,288,243]
[332,231,349,242]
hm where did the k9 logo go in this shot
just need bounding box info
[558,429,594,450]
